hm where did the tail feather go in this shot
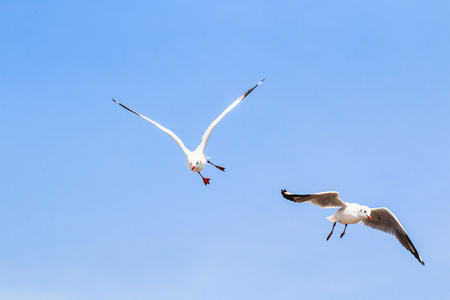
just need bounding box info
[326,215,336,222]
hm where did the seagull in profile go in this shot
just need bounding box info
[112,79,264,185]
[281,189,424,265]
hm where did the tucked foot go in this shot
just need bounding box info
[208,161,225,172]
[327,222,336,241]
[327,232,333,241]
[340,224,347,239]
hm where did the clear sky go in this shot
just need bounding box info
[1,1,449,299]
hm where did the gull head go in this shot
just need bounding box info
[186,152,206,172]
[359,206,372,221]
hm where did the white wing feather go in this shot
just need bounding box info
[281,189,346,208]
[112,99,189,156]
[196,79,265,152]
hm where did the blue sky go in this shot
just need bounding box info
[1,1,449,299]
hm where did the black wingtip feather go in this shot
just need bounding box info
[112,99,140,116]
[281,189,298,203]
[243,79,265,98]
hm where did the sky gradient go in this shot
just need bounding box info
[1,1,450,299]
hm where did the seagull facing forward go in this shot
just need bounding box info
[113,79,264,185]
[281,189,424,265]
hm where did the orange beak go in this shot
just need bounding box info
[366,214,372,221]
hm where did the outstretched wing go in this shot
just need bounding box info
[196,79,265,152]
[281,189,346,208]
[112,99,189,155]
[360,207,424,265]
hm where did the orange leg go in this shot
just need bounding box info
[198,172,210,186]
[208,161,225,172]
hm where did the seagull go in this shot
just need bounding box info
[281,189,424,265]
[112,79,264,185]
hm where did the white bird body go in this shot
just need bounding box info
[327,203,371,225]
[281,189,424,265]
[185,149,207,172]
[113,79,264,185]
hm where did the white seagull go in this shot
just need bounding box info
[281,189,424,265]
[112,79,264,185]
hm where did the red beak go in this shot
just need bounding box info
[191,166,195,170]
[366,214,372,221]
